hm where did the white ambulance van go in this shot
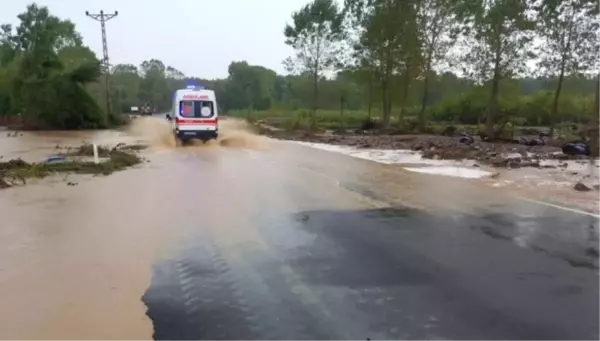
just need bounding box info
[166,84,219,144]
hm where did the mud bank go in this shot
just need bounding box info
[254,123,594,166]
[0,143,145,189]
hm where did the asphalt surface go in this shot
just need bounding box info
[139,142,599,340]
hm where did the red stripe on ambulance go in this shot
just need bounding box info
[176,118,217,125]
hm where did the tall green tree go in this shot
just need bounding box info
[456,0,536,138]
[345,0,417,129]
[110,64,141,112]
[284,0,344,129]
[224,61,277,111]
[416,0,457,131]
[536,0,599,135]
[139,59,168,109]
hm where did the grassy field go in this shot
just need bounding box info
[227,108,377,130]
[226,109,585,140]
[227,108,457,134]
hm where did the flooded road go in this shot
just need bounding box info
[0,117,598,340]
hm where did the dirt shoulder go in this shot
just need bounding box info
[255,123,593,169]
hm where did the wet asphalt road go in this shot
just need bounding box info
[140,142,599,340]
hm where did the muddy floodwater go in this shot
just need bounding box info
[0,117,598,340]
[0,118,273,339]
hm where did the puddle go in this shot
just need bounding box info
[291,141,487,179]
[403,166,493,179]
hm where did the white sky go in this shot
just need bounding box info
[2,0,311,79]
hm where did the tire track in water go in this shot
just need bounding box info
[144,235,253,339]
[143,229,333,340]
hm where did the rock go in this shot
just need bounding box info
[421,150,437,159]
[520,161,540,168]
[562,142,590,156]
[594,184,600,190]
[507,161,521,168]
[574,182,592,192]
[0,179,11,189]
[492,156,508,167]
[459,135,474,145]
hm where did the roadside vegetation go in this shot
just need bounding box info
[0,4,124,130]
[0,143,145,189]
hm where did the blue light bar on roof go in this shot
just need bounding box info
[184,80,204,90]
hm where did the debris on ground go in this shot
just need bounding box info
[258,124,597,169]
[0,143,147,190]
[574,182,593,192]
[562,142,590,156]
[45,155,67,163]
[5,130,22,137]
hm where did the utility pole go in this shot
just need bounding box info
[86,10,118,116]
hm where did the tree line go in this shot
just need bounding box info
[281,0,598,137]
[0,1,597,135]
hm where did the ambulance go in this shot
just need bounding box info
[166,83,219,144]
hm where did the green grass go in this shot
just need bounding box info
[227,109,585,140]
[228,109,484,135]
[227,108,377,130]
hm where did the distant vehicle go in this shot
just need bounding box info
[141,103,153,116]
[166,83,219,145]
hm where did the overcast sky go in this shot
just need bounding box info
[2,0,311,79]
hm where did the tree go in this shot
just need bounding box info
[284,0,344,129]
[58,45,97,70]
[13,3,82,53]
[416,0,457,131]
[139,59,168,109]
[7,3,104,129]
[224,61,277,111]
[344,0,419,129]
[166,66,185,80]
[456,0,536,138]
[536,0,599,135]
[110,64,142,112]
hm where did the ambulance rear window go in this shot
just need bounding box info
[179,100,214,118]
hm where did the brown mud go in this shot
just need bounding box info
[255,123,594,169]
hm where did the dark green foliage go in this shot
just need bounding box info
[0,3,109,130]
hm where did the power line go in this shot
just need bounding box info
[85,10,118,116]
